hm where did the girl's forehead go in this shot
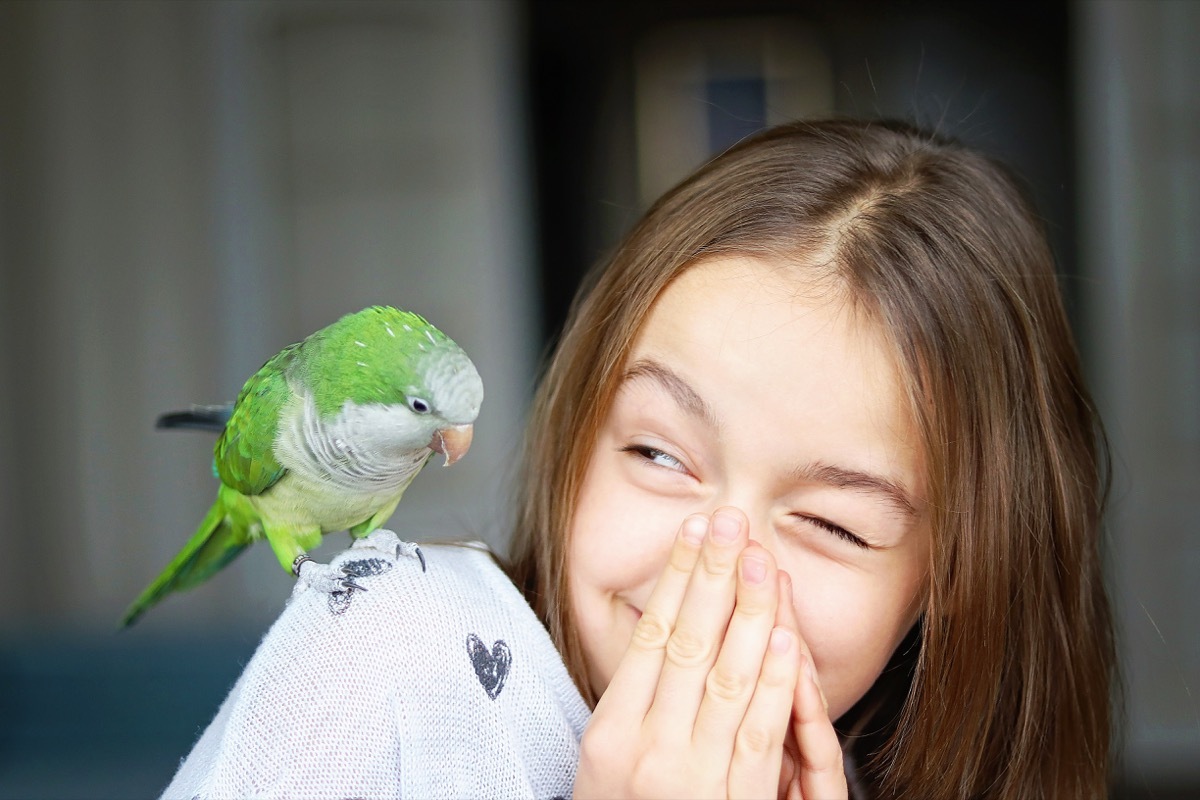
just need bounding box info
[644,255,865,346]
[635,258,896,410]
[687,251,849,299]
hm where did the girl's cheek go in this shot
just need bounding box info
[801,585,915,720]
[789,579,865,668]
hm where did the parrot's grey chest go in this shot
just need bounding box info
[273,396,432,508]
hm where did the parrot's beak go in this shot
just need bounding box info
[430,424,473,467]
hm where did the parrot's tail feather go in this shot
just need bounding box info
[119,501,250,628]
[156,404,235,433]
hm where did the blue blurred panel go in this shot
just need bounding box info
[706,77,767,154]
[0,633,260,799]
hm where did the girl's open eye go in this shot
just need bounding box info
[794,514,871,550]
[620,444,687,473]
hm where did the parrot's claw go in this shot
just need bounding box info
[352,529,427,572]
[294,558,369,595]
[394,540,426,572]
[338,567,367,593]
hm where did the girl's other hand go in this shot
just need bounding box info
[574,508,847,799]
[775,570,848,800]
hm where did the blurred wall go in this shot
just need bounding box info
[1075,0,1200,792]
[0,0,535,636]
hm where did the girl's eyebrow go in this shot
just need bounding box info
[790,461,920,519]
[622,358,720,430]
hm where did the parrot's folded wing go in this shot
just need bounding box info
[215,344,298,496]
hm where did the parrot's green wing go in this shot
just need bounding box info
[215,343,299,495]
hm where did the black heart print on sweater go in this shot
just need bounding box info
[466,634,511,700]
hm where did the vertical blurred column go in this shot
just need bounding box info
[0,2,28,619]
[1075,0,1200,788]
[633,18,833,209]
[271,0,536,555]
[0,1,226,626]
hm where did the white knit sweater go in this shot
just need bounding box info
[163,532,591,799]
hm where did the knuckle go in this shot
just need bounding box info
[756,655,794,690]
[665,625,712,667]
[800,758,842,777]
[579,718,620,762]
[798,738,846,772]
[700,547,734,578]
[579,718,612,755]
[756,669,790,693]
[732,592,773,620]
[629,611,673,652]
[578,733,623,783]
[667,541,698,573]
[629,754,669,797]
[705,665,752,703]
[735,723,778,757]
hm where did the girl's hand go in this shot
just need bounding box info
[776,570,848,800]
[574,508,847,799]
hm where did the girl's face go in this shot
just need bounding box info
[568,255,930,719]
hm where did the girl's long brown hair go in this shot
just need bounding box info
[504,119,1115,798]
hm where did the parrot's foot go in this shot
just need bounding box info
[292,555,369,594]
[351,529,427,572]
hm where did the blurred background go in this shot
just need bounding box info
[0,0,1194,796]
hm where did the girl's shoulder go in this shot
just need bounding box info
[282,533,523,646]
[163,533,590,800]
[262,531,580,707]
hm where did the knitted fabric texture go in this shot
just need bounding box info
[163,533,591,799]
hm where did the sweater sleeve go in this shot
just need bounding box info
[161,532,590,800]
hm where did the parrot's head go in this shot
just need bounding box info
[302,306,484,466]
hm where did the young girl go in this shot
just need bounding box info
[165,119,1116,799]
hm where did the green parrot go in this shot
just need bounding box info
[121,305,483,627]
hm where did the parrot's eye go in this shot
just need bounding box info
[408,397,431,414]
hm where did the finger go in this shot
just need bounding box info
[645,507,749,733]
[777,570,793,628]
[779,574,846,800]
[792,651,847,800]
[597,513,707,717]
[693,545,779,756]
[775,572,800,798]
[726,618,801,799]
[777,571,824,712]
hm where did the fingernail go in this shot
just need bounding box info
[769,627,792,654]
[741,554,767,584]
[711,510,740,543]
[681,515,707,545]
[780,571,793,600]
